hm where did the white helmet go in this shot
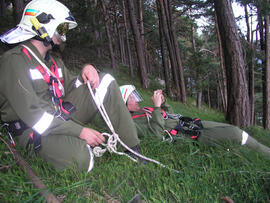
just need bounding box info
[120,85,143,104]
[0,0,77,44]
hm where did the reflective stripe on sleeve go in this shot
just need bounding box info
[75,77,83,88]
[32,112,54,134]
[241,131,249,145]
[30,69,43,80]
[58,68,63,78]
[30,68,62,80]
[95,74,115,105]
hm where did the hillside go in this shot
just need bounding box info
[0,45,270,202]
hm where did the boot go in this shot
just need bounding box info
[125,145,148,164]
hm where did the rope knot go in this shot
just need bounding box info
[93,132,119,157]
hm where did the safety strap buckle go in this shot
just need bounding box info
[27,132,42,151]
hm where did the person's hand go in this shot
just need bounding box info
[152,90,164,107]
[160,91,165,104]
[81,64,99,89]
[79,127,105,147]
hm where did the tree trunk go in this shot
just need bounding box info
[214,10,227,112]
[257,5,265,51]
[101,0,116,69]
[12,0,24,24]
[121,0,134,77]
[164,0,186,102]
[217,72,226,112]
[197,91,202,109]
[245,5,256,125]
[244,5,250,43]
[158,10,173,97]
[156,0,181,101]
[264,15,270,129]
[0,0,6,17]
[214,0,250,127]
[208,85,211,109]
[171,16,187,103]
[191,21,200,108]
[138,0,149,73]
[115,14,125,64]
[127,0,149,88]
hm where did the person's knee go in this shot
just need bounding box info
[72,146,92,171]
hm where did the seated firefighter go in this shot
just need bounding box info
[0,0,142,171]
[120,85,270,159]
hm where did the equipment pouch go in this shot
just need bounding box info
[62,101,76,115]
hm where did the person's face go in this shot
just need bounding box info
[52,32,63,45]
[127,93,140,112]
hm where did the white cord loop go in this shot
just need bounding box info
[87,81,180,173]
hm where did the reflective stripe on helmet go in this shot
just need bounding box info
[120,85,135,103]
[1,0,78,44]
[25,9,39,16]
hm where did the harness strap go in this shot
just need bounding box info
[170,117,203,140]
[131,107,203,141]
[27,132,42,151]
[132,107,167,119]
[20,46,74,151]
[22,46,74,119]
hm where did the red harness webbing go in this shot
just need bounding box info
[22,48,69,115]
[132,107,167,119]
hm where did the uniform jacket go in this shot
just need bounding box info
[131,101,245,145]
[131,101,179,139]
[0,41,83,137]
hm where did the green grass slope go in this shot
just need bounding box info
[1,60,270,203]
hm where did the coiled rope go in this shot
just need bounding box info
[87,81,180,173]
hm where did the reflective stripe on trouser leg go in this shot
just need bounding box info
[64,73,115,124]
[101,79,140,148]
[241,131,249,145]
[94,74,115,106]
[64,73,139,147]
[86,144,94,172]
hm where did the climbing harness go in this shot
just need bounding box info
[18,45,76,151]
[132,108,203,142]
[169,117,203,141]
[22,45,76,121]
[86,81,180,173]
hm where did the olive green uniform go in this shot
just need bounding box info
[131,102,270,159]
[0,41,139,170]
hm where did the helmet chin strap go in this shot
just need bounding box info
[33,35,55,47]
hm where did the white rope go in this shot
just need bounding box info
[144,110,173,143]
[87,81,180,173]
[163,130,173,143]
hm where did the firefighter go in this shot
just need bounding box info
[0,0,142,171]
[120,85,270,159]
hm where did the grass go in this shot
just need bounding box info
[1,64,270,203]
